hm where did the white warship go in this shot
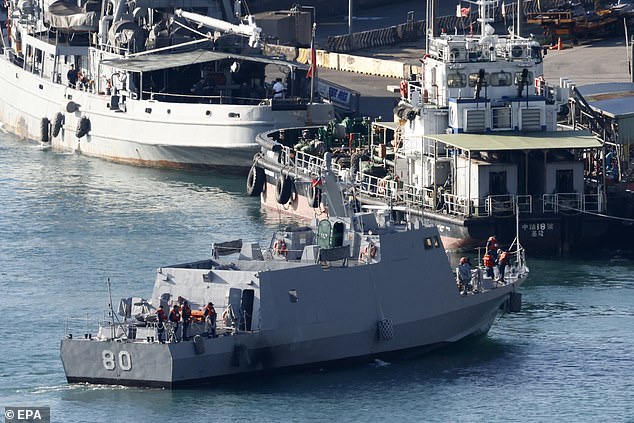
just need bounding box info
[60,154,527,388]
[0,0,333,170]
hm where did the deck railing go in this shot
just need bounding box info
[355,173,398,201]
[279,145,342,176]
[356,171,604,217]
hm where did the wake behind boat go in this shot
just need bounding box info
[0,0,333,170]
[60,154,526,388]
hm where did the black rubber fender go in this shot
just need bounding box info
[40,117,50,143]
[246,166,265,197]
[76,116,91,138]
[66,101,79,113]
[52,112,64,137]
[275,175,292,204]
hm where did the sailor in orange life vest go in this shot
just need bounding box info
[168,304,181,342]
[497,249,509,282]
[181,301,192,341]
[204,302,217,338]
[483,250,495,278]
[484,236,498,278]
[156,304,167,343]
[274,239,288,258]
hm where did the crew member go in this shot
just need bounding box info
[483,251,495,278]
[168,304,181,342]
[486,236,498,254]
[67,64,78,88]
[485,235,498,276]
[181,301,192,341]
[272,77,285,99]
[497,249,509,282]
[456,257,471,294]
[204,302,217,338]
[156,304,167,343]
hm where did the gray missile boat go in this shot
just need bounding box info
[60,156,527,388]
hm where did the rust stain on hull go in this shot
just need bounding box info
[95,155,251,175]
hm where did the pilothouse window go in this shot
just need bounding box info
[424,236,441,249]
[514,71,533,86]
[468,72,489,87]
[490,71,512,87]
[447,72,467,88]
[288,289,299,303]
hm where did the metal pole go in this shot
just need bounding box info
[348,0,353,35]
[310,22,315,104]
[517,0,521,37]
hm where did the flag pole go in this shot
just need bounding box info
[309,22,316,104]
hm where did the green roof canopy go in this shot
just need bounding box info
[426,131,601,151]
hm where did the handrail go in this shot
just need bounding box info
[353,177,604,217]
[143,90,266,105]
[356,173,398,201]
[278,145,342,176]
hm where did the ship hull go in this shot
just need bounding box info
[260,169,608,254]
[0,60,333,172]
[60,289,509,388]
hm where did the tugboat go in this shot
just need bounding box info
[60,154,527,388]
[249,0,609,254]
[0,0,333,170]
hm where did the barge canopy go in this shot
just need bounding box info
[425,131,600,152]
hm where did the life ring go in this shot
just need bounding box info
[40,117,50,143]
[246,166,265,197]
[308,184,321,208]
[275,175,292,204]
[273,239,288,257]
[399,80,408,98]
[359,244,378,261]
[377,179,387,196]
[534,75,545,94]
[52,112,64,137]
[76,116,91,138]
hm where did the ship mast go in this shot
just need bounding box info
[477,0,497,35]
[425,0,438,53]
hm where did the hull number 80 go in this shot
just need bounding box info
[102,350,132,371]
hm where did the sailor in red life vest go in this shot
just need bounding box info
[168,305,181,342]
[204,302,217,338]
[484,235,498,277]
[497,249,509,282]
[483,251,495,278]
[181,301,192,341]
[156,305,167,343]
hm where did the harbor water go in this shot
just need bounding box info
[2,132,634,422]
